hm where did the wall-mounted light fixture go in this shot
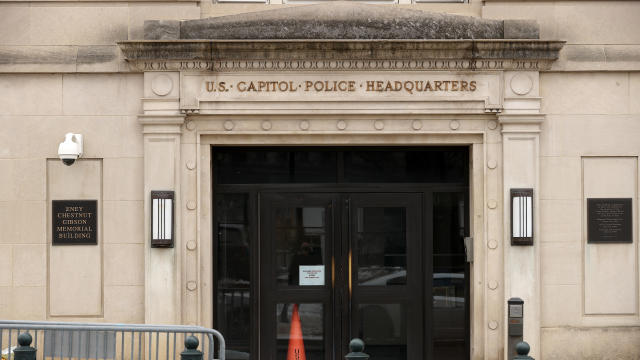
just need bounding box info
[151,191,174,248]
[511,188,533,246]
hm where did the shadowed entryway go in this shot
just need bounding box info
[213,147,469,360]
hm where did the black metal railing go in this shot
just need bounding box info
[0,321,224,360]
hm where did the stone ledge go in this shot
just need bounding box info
[550,44,640,71]
[11,43,640,73]
[0,45,128,73]
[144,2,539,40]
[119,39,564,71]
[144,20,181,41]
[120,40,566,61]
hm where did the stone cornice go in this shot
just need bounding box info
[118,39,565,72]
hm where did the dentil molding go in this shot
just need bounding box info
[119,40,565,72]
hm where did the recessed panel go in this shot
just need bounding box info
[48,159,103,317]
[583,157,637,315]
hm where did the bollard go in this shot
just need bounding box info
[12,333,36,360]
[345,338,369,360]
[513,341,534,360]
[181,336,203,360]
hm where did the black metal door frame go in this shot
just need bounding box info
[212,147,470,360]
[344,193,424,360]
[256,190,444,360]
[259,192,337,360]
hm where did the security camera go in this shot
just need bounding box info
[58,133,83,166]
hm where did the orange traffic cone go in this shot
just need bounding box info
[286,304,306,360]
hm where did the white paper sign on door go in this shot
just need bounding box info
[299,265,325,286]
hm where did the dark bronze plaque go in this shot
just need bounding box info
[52,200,98,245]
[587,198,632,244]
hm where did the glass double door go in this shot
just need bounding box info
[259,193,423,360]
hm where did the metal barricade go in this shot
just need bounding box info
[0,321,225,360]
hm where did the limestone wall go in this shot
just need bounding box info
[534,70,640,358]
[1,0,639,72]
[483,1,640,71]
[0,73,145,322]
[0,2,201,72]
[486,1,640,356]
[0,0,639,358]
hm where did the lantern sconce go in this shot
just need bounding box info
[151,190,174,248]
[511,188,534,246]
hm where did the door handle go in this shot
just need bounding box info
[464,237,473,263]
[345,197,352,298]
[332,256,335,288]
[348,249,352,297]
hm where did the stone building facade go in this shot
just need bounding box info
[1,0,639,359]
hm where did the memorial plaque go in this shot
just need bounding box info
[587,198,632,244]
[52,200,98,245]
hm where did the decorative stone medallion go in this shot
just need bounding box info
[510,72,533,95]
[151,74,173,96]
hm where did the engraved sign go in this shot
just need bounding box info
[52,200,98,245]
[197,75,480,101]
[299,265,325,286]
[180,73,502,110]
[587,198,632,244]
[203,78,477,95]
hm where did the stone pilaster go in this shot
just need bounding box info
[499,70,544,359]
[139,71,185,325]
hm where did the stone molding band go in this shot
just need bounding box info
[137,59,549,72]
[119,40,565,72]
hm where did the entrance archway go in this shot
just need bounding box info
[124,17,561,356]
[211,147,470,359]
